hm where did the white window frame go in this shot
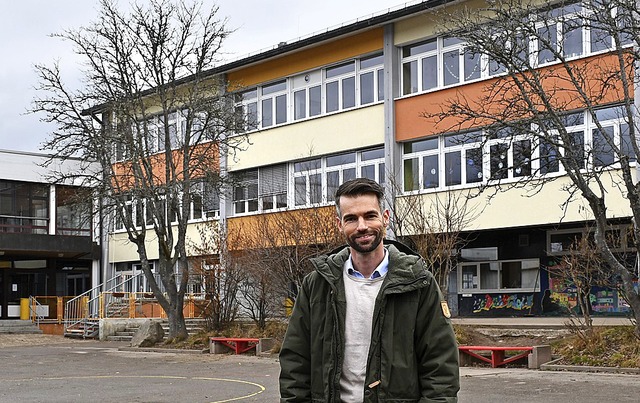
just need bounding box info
[324,61,356,113]
[459,258,540,293]
[260,80,288,128]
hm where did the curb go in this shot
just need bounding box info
[118,346,208,354]
[540,357,640,375]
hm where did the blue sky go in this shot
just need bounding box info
[0,0,406,153]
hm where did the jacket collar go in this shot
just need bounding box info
[311,240,429,290]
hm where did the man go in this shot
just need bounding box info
[279,178,459,402]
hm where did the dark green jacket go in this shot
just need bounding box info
[279,241,460,402]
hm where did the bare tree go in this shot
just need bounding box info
[390,180,480,301]
[427,0,640,334]
[31,0,248,341]
[227,206,343,325]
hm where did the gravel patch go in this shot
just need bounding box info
[0,334,89,348]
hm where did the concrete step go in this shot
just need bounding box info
[0,320,43,334]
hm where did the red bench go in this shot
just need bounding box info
[458,346,533,368]
[210,337,260,354]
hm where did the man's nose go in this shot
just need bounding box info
[356,217,368,231]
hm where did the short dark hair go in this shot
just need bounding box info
[335,178,385,217]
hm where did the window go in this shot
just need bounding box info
[459,259,539,292]
[291,71,322,121]
[444,131,483,186]
[294,159,322,206]
[261,80,287,128]
[234,89,258,132]
[232,170,258,214]
[0,180,49,234]
[441,37,481,86]
[402,39,437,95]
[325,62,356,113]
[202,182,220,218]
[56,186,91,236]
[291,148,387,209]
[359,53,384,105]
[326,152,357,203]
[259,164,288,210]
[360,147,386,185]
[403,137,439,191]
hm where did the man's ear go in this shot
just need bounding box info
[336,215,343,231]
[382,209,390,227]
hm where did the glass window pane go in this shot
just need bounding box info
[294,90,306,120]
[567,131,585,169]
[621,123,636,162]
[514,140,532,177]
[404,138,439,154]
[464,49,481,81]
[343,168,356,182]
[423,155,439,188]
[537,24,558,64]
[361,53,383,69]
[445,151,461,186]
[262,80,286,95]
[342,77,355,109]
[501,261,522,288]
[309,86,322,116]
[377,69,385,101]
[404,158,419,191]
[247,102,258,130]
[403,60,418,95]
[294,158,321,172]
[327,171,340,202]
[563,18,583,57]
[326,61,355,78]
[443,50,460,86]
[360,71,374,105]
[403,39,437,57]
[326,81,339,112]
[276,94,287,124]
[590,20,612,53]
[490,143,509,179]
[379,163,385,185]
[326,152,355,167]
[261,98,273,127]
[309,173,322,204]
[593,127,614,167]
[361,148,384,161]
[466,147,483,183]
[540,137,559,174]
[480,263,498,289]
[361,165,375,181]
[294,177,306,206]
[422,55,438,90]
[462,265,477,289]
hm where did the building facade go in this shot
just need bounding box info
[0,150,100,320]
[107,0,637,317]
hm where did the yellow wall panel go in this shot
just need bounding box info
[398,173,633,235]
[108,223,217,263]
[228,104,385,171]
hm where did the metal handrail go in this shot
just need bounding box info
[28,296,45,325]
[64,272,145,337]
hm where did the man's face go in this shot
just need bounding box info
[336,193,389,254]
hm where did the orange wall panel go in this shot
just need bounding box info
[228,28,384,89]
[396,53,632,142]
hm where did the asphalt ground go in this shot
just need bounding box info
[1,336,640,402]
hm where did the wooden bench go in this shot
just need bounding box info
[458,346,534,368]
[210,337,260,354]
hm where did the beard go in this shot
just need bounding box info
[346,229,384,254]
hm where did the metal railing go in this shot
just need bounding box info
[63,272,211,337]
[64,272,145,337]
